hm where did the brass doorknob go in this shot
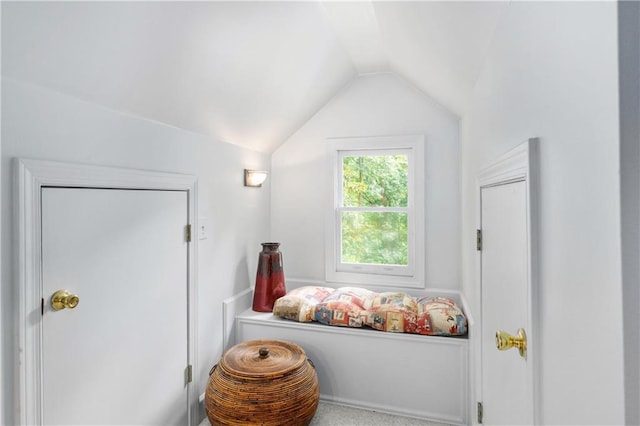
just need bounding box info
[496,328,527,358]
[51,290,80,311]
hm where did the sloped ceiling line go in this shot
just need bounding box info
[320,1,389,74]
[2,1,506,153]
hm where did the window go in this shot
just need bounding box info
[326,135,425,288]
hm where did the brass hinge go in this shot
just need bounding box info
[41,298,44,316]
[476,229,483,251]
[186,364,193,384]
[477,401,484,424]
[186,224,192,243]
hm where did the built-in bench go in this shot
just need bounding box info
[223,288,470,425]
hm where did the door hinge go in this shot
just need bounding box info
[477,401,484,424]
[186,364,193,384]
[476,229,483,251]
[186,224,192,243]
[41,297,44,316]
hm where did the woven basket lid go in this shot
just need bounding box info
[219,340,307,380]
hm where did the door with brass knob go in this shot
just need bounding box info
[40,186,192,425]
[478,152,536,426]
[50,290,80,310]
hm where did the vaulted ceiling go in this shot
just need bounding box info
[2,1,508,153]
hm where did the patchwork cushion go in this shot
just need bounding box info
[272,286,335,322]
[272,286,468,338]
[314,287,378,327]
[414,296,467,336]
[364,292,419,333]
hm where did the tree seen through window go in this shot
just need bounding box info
[340,154,408,266]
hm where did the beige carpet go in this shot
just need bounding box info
[200,402,452,426]
[310,402,451,426]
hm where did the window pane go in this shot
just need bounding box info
[341,211,408,265]
[342,155,408,207]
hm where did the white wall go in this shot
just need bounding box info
[271,73,460,290]
[1,78,271,425]
[0,4,3,422]
[460,2,624,424]
[619,1,640,424]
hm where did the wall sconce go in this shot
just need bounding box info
[244,169,268,187]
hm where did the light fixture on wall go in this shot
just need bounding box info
[244,169,268,187]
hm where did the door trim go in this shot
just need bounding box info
[473,139,539,424]
[15,158,199,425]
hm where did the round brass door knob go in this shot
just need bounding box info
[496,328,527,358]
[51,290,80,311]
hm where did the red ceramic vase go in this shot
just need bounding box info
[252,242,286,312]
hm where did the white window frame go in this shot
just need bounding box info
[326,135,425,289]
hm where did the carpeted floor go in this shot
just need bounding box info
[309,402,451,426]
[200,402,451,426]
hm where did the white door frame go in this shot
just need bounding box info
[473,139,539,424]
[15,158,199,425]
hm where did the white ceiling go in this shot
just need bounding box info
[2,1,508,153]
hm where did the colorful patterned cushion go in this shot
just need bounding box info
[364,292,419,333]
[314,287,378,327]
[272,286,336,322]
[414,296,467,336]
[272,286,468,337]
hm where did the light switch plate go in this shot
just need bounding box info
[198,217,210,240]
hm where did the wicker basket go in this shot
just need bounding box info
[205,340,320,426]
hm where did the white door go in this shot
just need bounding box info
[480,180,534,425]
[41,187,189,425]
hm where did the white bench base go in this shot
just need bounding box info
[235,310,468,425]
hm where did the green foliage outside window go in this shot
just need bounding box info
[342,155,408,207]
[341,155,409,265]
